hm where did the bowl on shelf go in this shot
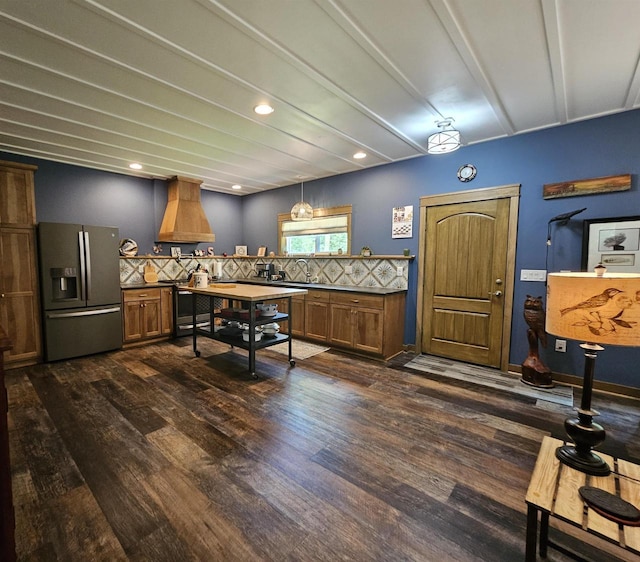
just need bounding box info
[257,303,278,317]
[242,328,263,342]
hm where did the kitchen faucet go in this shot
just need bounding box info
[295,258,312,283]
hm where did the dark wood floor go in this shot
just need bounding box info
[7,338,640,561]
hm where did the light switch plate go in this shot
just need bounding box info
[396,266,403,276]
[345,265,353,274]
[520,269,547,282]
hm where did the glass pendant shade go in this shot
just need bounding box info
[291,182,313,221]
[427,119,461,154]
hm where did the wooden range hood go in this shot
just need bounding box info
[158,176,215,243]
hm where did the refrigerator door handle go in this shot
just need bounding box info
[84,230,92,302]
[46,307,121,319]
[78,230,87,301]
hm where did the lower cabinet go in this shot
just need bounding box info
[293,288,406,360]
[329,293,384,355]
[122,288,173,344]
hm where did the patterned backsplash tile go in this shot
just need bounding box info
[120,256,409,290]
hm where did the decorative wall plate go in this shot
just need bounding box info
[457,164,477,182]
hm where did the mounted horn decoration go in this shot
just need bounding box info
[158,176,215,243]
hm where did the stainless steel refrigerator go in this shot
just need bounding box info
[38,222,122,361]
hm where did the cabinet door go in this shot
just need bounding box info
[305,301,330,341]
[329,303,353,348]
[160,287,173,335]
[143,299,162,338]
[0,227,41,365]
[0,162,37,226]
[353,307,384,355]
[290,296,305,337]
[122,300,144,342]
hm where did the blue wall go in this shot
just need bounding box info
[3,108,640,387]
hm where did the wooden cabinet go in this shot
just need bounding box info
[0,161,36,227]
[330,293,384,354]
[0,161,40,368]
[305,290,330,342]
[122,288,173,344]
[329,291,405,359]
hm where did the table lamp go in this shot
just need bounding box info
[546,268,640,476]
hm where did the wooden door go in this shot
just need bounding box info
[421,191,517,369]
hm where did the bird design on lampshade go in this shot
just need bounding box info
[560,288,622,315]
[561,288,638,337]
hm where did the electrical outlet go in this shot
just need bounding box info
[345,265,353,274]
[520,269,547,282]
[555,339,566,353]
[396,266,403,277]
[139,266,144,273]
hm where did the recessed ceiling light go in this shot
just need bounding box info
[254,104,274,115]
[232,184,242,190]
[129,163,143,170]
[353,151,367,159]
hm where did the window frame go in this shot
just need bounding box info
[277,205,352,256]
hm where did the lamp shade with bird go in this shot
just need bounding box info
[546,270,640,475]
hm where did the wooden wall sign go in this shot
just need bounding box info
[543,173,631,199]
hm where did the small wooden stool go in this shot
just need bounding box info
[525,436,640,560]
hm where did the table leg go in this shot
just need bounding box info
[539,511,549,558]
[192,293,200,357]
[526,504,538,562]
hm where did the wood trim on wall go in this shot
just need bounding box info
[417,184,521,372]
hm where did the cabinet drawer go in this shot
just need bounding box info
[306,289,330,303]
[122,288,161,302]
[330,292,383,309]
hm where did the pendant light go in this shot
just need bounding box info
[291,181,313,221]
[427,118,461,154]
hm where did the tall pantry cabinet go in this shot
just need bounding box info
[0,160,41,367]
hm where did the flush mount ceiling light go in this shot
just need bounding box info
[291,181,313,221]
[254,103,274,115]
[231,184,242,190]
[427,118,461,154]
[129,162,143,170]
[353,151,367,159]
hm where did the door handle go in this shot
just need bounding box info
[488,290,503,297]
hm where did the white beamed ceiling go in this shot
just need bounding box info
[1,0,639,194]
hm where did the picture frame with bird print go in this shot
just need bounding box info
[582,216,640,273]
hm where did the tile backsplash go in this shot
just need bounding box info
[120,256,409,290]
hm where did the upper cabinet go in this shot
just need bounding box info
[0,161,37,226]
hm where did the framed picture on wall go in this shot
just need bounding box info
[582,216,640,273]
[257,246,267,257]
[235,245,248,256]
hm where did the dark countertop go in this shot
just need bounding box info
[122,279,406,295]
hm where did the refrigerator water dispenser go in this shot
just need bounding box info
[50,267,78,300]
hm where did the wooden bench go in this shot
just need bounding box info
[525,435,640,560]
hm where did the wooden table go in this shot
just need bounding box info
[525,436,640,561]
[187,284,308,377]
